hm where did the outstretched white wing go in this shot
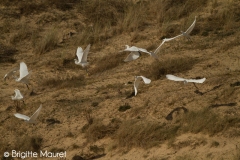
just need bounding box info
[139,76,151,84]
[76,47,84,62]
[19,62,29,79]
[166,74,186,82]
[124,46,139,52]
[81,44,91,63]
[28,104,42,123]
[4,67,19,81]
[124,51,140,62]
[134,76,151,96]
[185,16,196,35]
[14,113,30,121]
[187,78,206,83]
[154,40,166,54]
[14,89,23,99]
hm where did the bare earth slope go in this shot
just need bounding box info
[0,0,240,159]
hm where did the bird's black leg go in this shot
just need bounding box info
[26,84,29,90]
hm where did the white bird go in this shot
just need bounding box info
[154,16,197,54]
[74,44,91,74]
[166,74,206,84]
[15,62,30,89]
[3,66,19,81]
[124,51,140,62]
[11,89,24,107]
[14,104,42,123]
[122,45,158,62]
[134,76,151,96]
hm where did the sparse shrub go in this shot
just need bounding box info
[35,29,60,54]
[118,103,131,112]
[211,141,220,147]
[89,145,105,154]
[91,102,99,107]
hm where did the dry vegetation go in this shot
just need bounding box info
[1,0,240,159]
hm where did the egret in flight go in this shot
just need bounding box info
[122,45,158,62]
[11,89,24,107]
[154,16,197,54]
[14,104,42,123]
[15,62,31,89]
[134,76,151,96]
[74,44,91,75]
[3,66,19,81]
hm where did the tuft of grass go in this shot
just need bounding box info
[9,21,32,44]
[143,57,200,80]
[91,52,126,74]
[85,119,121,142]
[34,29,60,54]
[0,43,17,63]
[42,75,85,88]
[116,120,179,149]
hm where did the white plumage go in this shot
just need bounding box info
[11,89,23,100]
[134,76,151,96]
[154,16,197,54]
[3,66,19,81]
[14,104,42,123]
[74,44,91,68]
[166,74,206,84]
[15,62,30,89]
[122,45,158,62]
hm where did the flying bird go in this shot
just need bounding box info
[3,66,19,81]
[134,76,151,96]
[154,16,197,54]
[122,45,158,62]
[11,89,24,107]
[74,44,91,74]
[166,74,206,84]
[15,62,30,89]
[14,104,42,123]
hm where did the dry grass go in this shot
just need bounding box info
[116,119,179,149]
[34,29,60,54]
[14,135,43,152]
[143,56,200,80]
[9,21,32,44]
[91,52,126,74]
[42,74,85,88]
[0,43,17,63]
[85,118,120,142]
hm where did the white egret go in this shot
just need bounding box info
[11,89,24,107]
[14,104,42,123]
[166,74,206,84]
[74,44,91,74]
[154,16,197,54]
[3,66,19,81]
[15,62,30,89]
[122,45,158,62]
[134,76,151,96]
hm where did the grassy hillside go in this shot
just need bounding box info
[0,0,240,159]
